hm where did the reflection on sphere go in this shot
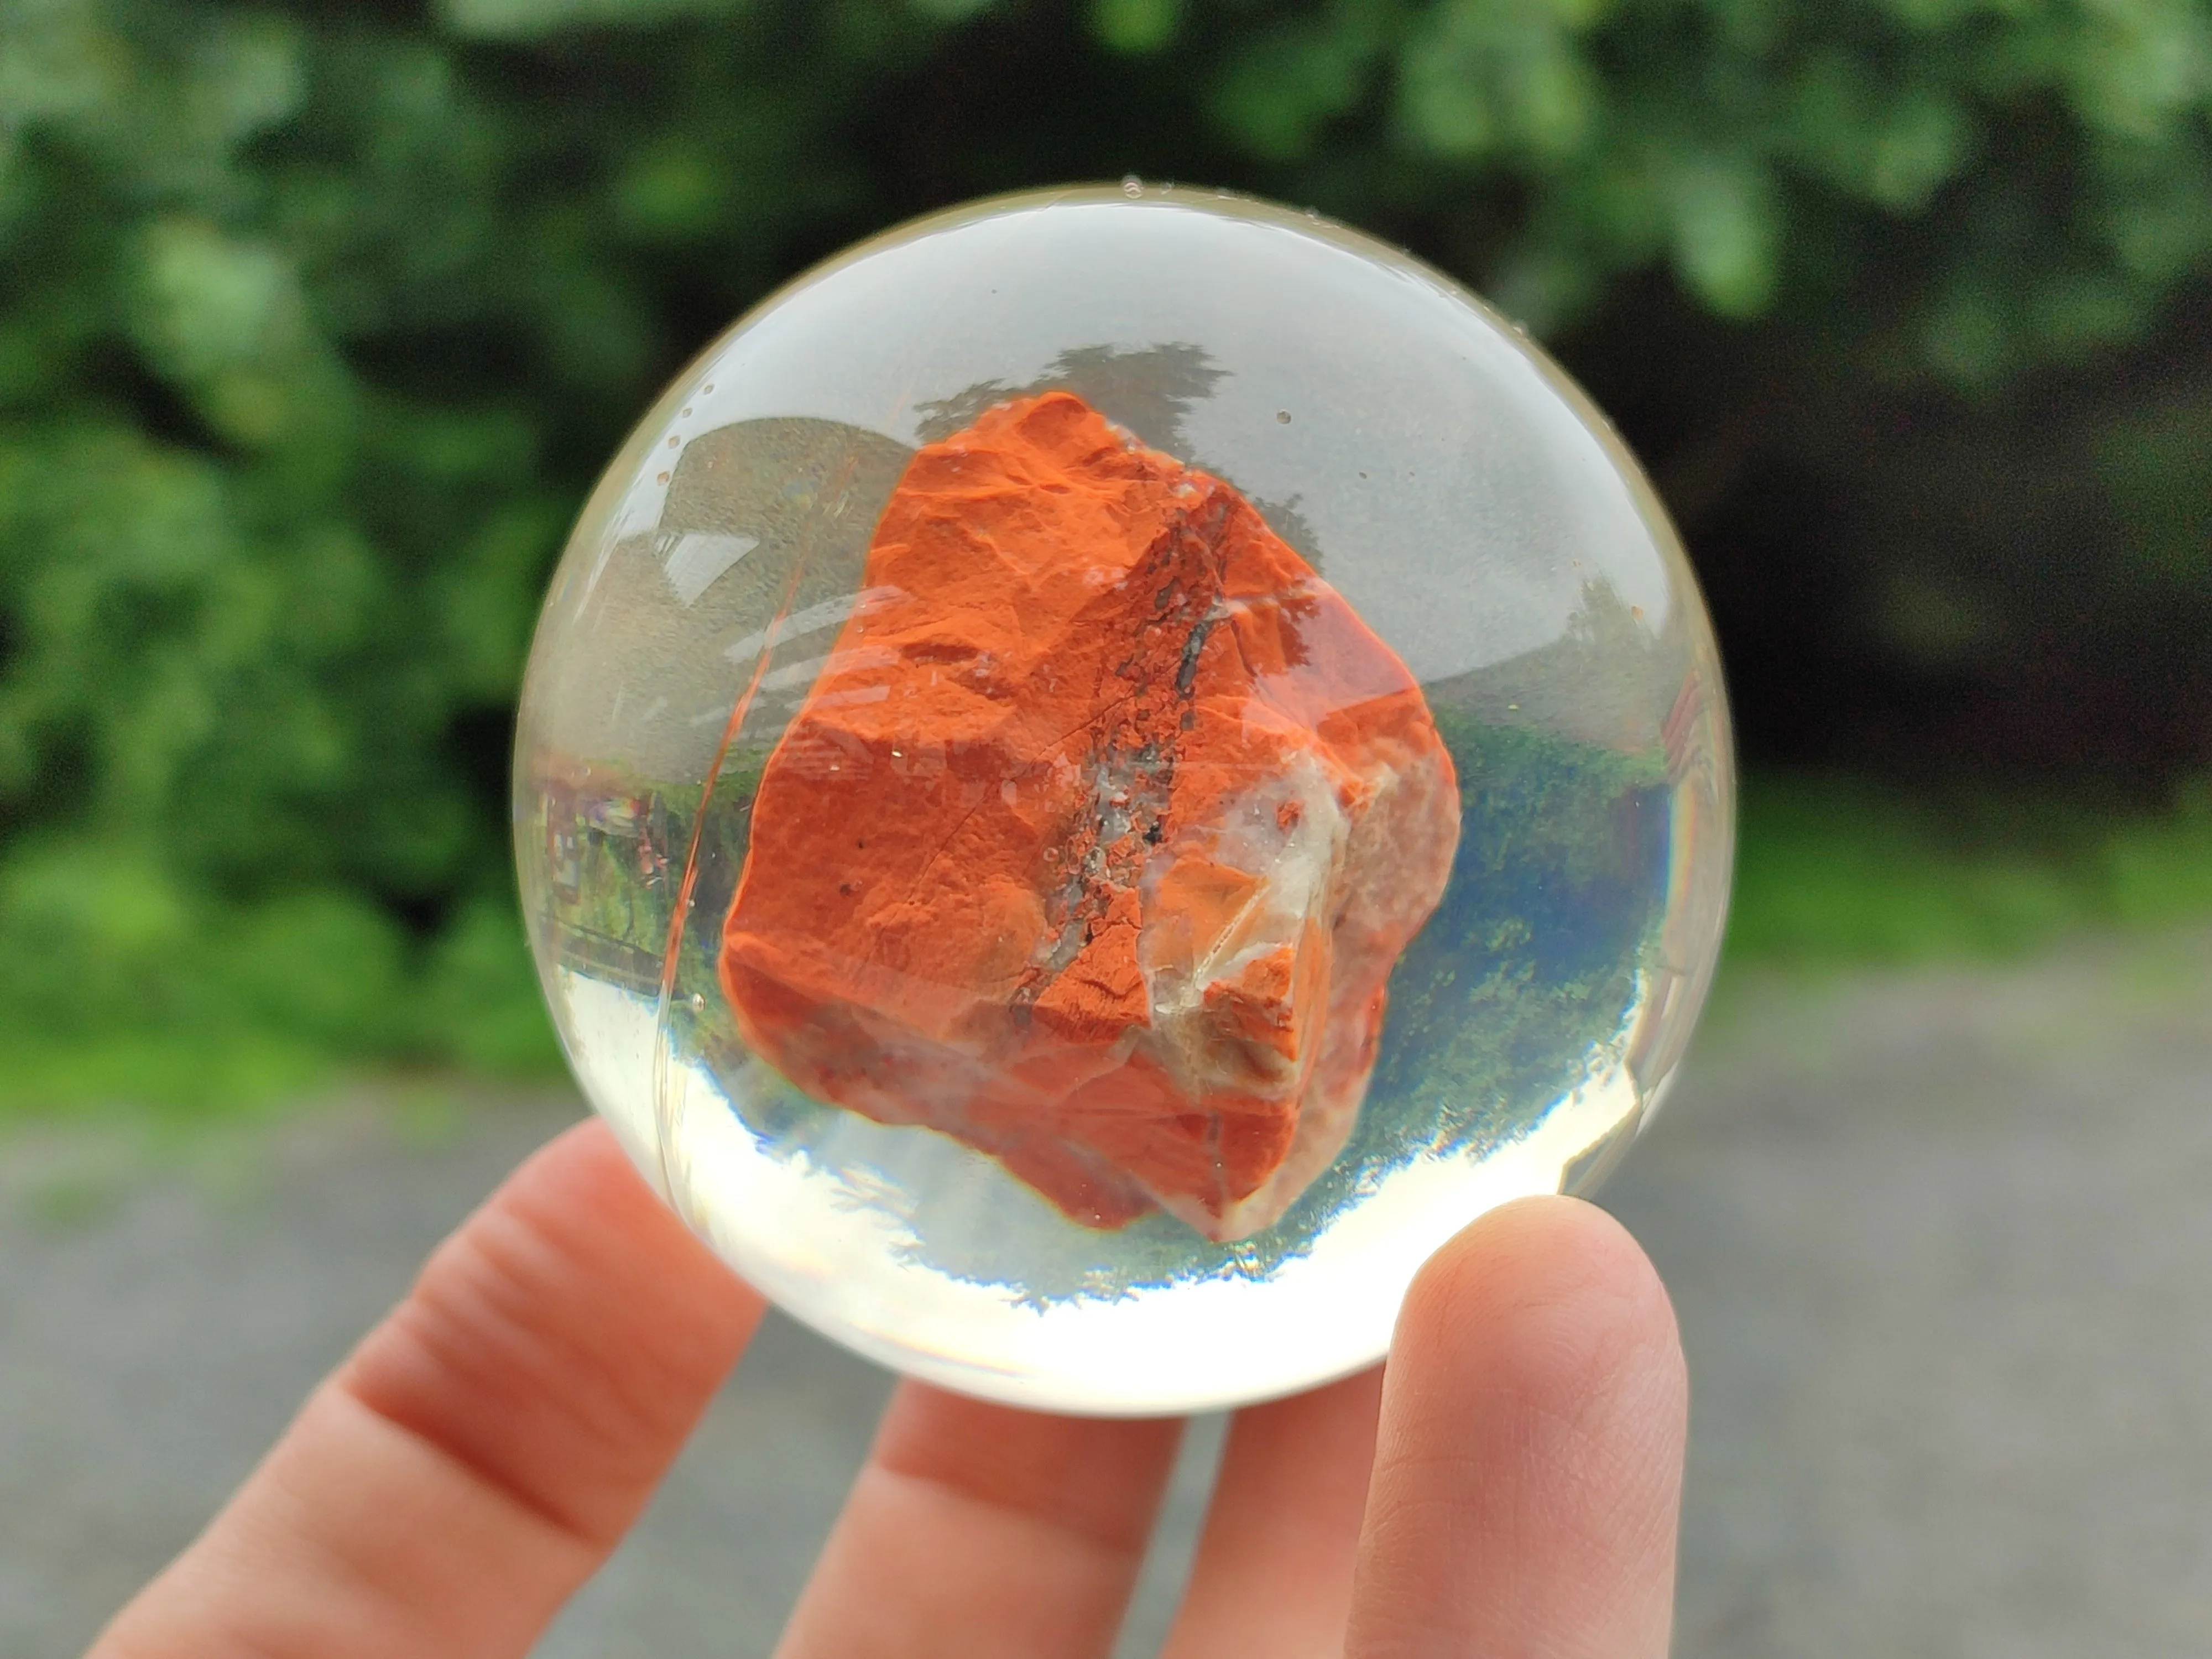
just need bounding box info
[514,186,1733,1415]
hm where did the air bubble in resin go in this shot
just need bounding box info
[514,187,1733,1415]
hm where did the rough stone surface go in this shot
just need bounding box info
[720,392,1458,1240]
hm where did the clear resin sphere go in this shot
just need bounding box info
[514,186,1733,1415]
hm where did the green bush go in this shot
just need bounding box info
[1,0,2208,1105]
[1727,774,2212,967]
[2105,779,2212,925]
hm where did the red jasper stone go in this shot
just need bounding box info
[720,392,1459,1240]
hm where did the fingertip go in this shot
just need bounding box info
[1349,1196,1687,1659]
[1393,1194,1683,1420]
[503,1117,761,1320]
[498,1118,678,1250]
[90,1119,772,1659]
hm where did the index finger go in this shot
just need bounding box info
[90,1119,766,1659]
[1345,1196,1687,1659]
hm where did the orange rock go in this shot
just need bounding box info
[719,393,1459,1241]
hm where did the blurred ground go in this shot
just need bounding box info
[6,926,2212,1657]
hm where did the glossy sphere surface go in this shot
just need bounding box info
[514,187,1733,1415]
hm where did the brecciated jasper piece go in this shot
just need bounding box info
[720,392,1459,1241]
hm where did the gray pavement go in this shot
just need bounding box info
[1614,928,2212,1656]
[4,926,2211,1656]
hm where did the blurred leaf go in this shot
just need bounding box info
[1089,0,1182,54]
[1396,0,1600,164]
[436,0,758,37]
[2105,789,2212,925]
[1919,279,2011,384]
[128,217,352,451]
[423,893,563,1073]
[2094,389,2212,579]
[1790,56,1970,212]
[1870,568,2004,668]
[2054,0,2211,143]
[0,0,126,166]
[436,497,568,701]
[181,11,305,147]
[901,0,1001,22]
[1666,153,1779,316]
[613,139,729,242]
[1211,12,1387,162]
[0,842,200,1030]
[216,891,410,1051]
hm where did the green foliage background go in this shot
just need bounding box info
[2,0,2210,1104]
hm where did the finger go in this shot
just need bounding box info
[1345,1196,1686,1659]
[775,1381,1182,1659]
[91,1119,766,1659]
[1159,1366,1384,1659]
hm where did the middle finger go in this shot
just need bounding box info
[774,1380,1182,1659]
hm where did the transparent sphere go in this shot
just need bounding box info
[514,186,1733,1415]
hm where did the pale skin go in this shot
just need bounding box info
[89,1121,1687,1658]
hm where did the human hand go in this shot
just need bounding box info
[89,1120,1686,1658]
